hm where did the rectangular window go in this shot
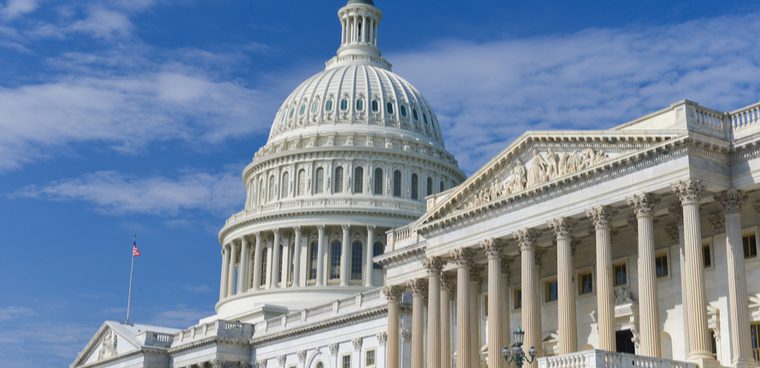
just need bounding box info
[751,322,760,363]
[743,232,758,259]
[578,271,593,295]
[656,253,669,278]
[703,241,712,268]
[484,294,488,317]
[342,354,351,368]
[366,349,376,367]
[513,288,522,310]
[613,262,627,287]
[710,329,718,359]
[544,278,558,303]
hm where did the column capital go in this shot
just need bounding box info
[329,343,339,356]
[367,225,376,232]
[440,272,456,291]
[317,224,326,233]
[401,329,412,343]
[469,267,482,283]
[272,227,280,236]
[665,223,680,244]
[297,350,307,363]
[514,229,536,250]
[668,203,684,223]
[341,224,350,232]
[671,179,706,205]
[376,331,388,346]
[254,231,262,241]
[407,278,428,295]
[293,225,302,233]
[480,238,503,259]
[352,337,363,351]
[382,285,403,301]
[586,206,616,229]
[707,212,725,234]
[716,189,743,214]
[450,248,474,266]
[628,193,658,217]
[500,257,513,274]
[241,235,250,246]
[549,217,573,238]
[423,256,446,275]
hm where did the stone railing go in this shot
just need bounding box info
[538,350,695,368]
[687,104,729,139]
[172,320,254,347]
[387,224,420,251]
[730,101,760,139]
[137,331,174,348]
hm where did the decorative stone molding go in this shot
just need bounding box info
[278,355,286,367]
[614,287,635,305]
[401,329,412,343]
[440,273,456,291]
[480,238,502,258]
[213,359,226,368]
[549,217,573,238]
[376,331,388,346]
[97,330,118,361]
[255,359,266,368]
[328,343,339,356]
[716,189,743,214]
[297,350,307,363]
[449,248,474,266]
[671,179,706,205]
[469,267,482,283]
[407,279,428,295]
[422,256,445,275]
[707,212,725,234]
[514,229,536,251]
[665,223,680,244]
[352,337,363,351]
[628,193,657,217]
[586,206,616,229]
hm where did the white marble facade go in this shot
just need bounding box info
[71,1,760,368]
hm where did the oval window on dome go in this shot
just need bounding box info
[311,100,319,113]
[325,99,334,112]
[423,113,428,124]
[356,98,364,111]
[412,108,419,121]
[340,98,349,111]
[371,100,379,112]
[299,104,306,116]
[400,105,407,117]
[289,107,295,119]
[386,102,394,114]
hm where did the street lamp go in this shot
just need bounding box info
[502,327,537,368]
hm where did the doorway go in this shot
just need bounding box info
[616,330,635,354]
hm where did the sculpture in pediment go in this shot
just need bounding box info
[97,330,118,361]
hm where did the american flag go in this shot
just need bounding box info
[132,240,141,257]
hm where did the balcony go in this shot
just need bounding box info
[538,350,695,368]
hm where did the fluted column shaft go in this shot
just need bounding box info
[424,258,444,368]
[238,237,250,293]
[271,229,281,289]
[409,279,427,368]
[551,218,577,354]
[469,268,481,368]
[719,190,754,368]
[252,232,263,290]
[316,225,326,286]
[340,225,350,287]
[265,240,274,288]
[484,239,506,368]
[292,227,302,287]
[673,181,713,366]
[440,274,453,368]
[500,261,511,351]
[629,193,661,357]
[227,242,238,296]
[219,244,230,299]
[588,207,615,351]
[516,230,541,363]
[365,226,376,287]
[451,249,473,368]
[280,236,290,288]
[384,287,402,368]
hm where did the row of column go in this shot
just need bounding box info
[219,225,380,300]
[383,181,752,368]
[341,13,378,47]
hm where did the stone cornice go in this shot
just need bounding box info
[167,335,252,355]
[374,242,426,267]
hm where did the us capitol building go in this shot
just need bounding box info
[72,1,760,368]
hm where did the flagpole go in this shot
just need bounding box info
[125,235,136,325]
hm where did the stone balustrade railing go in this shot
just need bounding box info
[538,350,695,368]
[137,331,174,348]
[688,104,729,139]
[387,224,422,251]
[730,101,760,139]
[172,320,254,347]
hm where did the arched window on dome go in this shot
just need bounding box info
[316,362,324,368]
[427,176,433,196]
[308,241,318,282]
[393,170,402,197]
[325,99,334,112]
[296,169,305,196]
[340,98,349,112]
[351,241,363,281]
[413,108,419,121]
[329,240,341,280]
[354,166,364,194]
[315,168,325,194]
[386,102,394,115]
[411,173,419,200]
[400,105,407,118]
[334,166,344,193]
[281,172,289,198]
[356,98,364,112]
[371,99,379,112]
[299,103,306,116]
[268,175,276,202]
[374,168,384,195]
[373,242,384,270]
[258,178,264,205]
[289,107,295,119]
[311,100,319,113]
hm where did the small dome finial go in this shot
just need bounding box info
[347,0,374,5]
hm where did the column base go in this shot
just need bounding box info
[732,358,755,368]
[688,352,720,368]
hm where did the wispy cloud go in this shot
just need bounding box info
[0,0,38,21]
[147,304,207,328]
[0,319,93,368]
[390,13,760,172]
[12,169,244,216]
[0,306,36,321]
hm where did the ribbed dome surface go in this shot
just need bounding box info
[268,63,445,147]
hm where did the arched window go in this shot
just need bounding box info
[386,102,394,114]
[330,240,341,280]
[340,98,349,111]
[316,363,324,368]
[371,100,379,112]
[374,168,383,195]
[411,173,419,200]
[296,169,305,196]
[373,242,384,270]
[311,100,319,113]
[275,243,283,283]
[393,170,402,197]
[351,241,363,280]
[356,98,364,111]
[258,178,264,205]
[315,168,324,194]
[289,107,295,119]
[334,166,344,193]
[354,166,364,194]
[308,241,318,281]
[325,99,334,112]
[400,105,407,117]
[281,172,289,198]
[260,247,269,286]
[440,180,445,192]
[413,108,419,121]
[427,176,433,196]
[299,104,306,116]
[268,175,276,201]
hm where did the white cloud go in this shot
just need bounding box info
[0,0,38,20]
[12,170,244,215]
[0,306,36,321]
[0,320,94,367]
[69,6,134,40]
[147,305,207,328]
[389,13,760,172]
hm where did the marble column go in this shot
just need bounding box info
[340,224,350,287]
[252,232,263,291]
[550,217,577,354]
[673,180,714,367]
[280,236,290,288]
[383,286,403,368]
[265,239,274,289]
[440,273,454,368]
[238,237,250,293]
[516,229,541,362]
[316,225,326,287]
[717,190,754,368]
[409,279,427,368]
[668,204,689,355]
[483,238,506,368]
[628,193,661,357]
[227,241,238,296]
[424,257,445,368]
[271,229,281,289]
[365,226,376,287]
[219,243,230,299]
[470,267,482,368]
[500,259,511,351]
[451,248,473,368]
[292,226,303,287]
[587,206,616,352]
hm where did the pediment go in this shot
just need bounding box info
[74,322,140,367]
[419,130,686,228]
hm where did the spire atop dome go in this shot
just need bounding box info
[329,0,388,69]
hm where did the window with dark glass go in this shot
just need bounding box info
[703,241,712,268]
[750,322,760,362]
[340,98,349,111]
[544,279,558,303]
[325,99,334,112]
[356,98,364,111]
[613,263,627,286]
[308,241,318,281]
[315,168,324,194]
[386,102,394,114]
[426,177,433,196]
[342,355,351,368]
[371,100,379,112]
[400,105,407,117]
[411,173,419,200]
[743,232,758,258]
[413,109,419,121]
[351,241,363,280]
[366,350,376,367]
[299,104,306,115]
[330,240,341,279]
[334,166,344,193]
[578,271,593,295]
[655,253,669,278]
[393,170,402,197]
[440,180,445,192]
[373,168,383,195]
[354,167,364,194]
[373,242,384,270]
[514,288,522,310]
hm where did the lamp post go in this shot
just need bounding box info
[502,327,537,368]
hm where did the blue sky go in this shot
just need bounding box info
[1,0,760,366]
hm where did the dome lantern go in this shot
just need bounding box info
[336,0,383,61]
